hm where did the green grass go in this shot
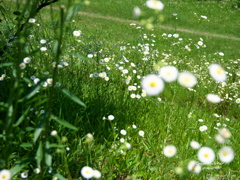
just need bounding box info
[79,0,240,38]
[0,0,240,179]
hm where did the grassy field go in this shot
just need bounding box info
[0,0,239,179]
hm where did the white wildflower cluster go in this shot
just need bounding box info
[81,166,101,179]
[19,57,32,69]
[0,74,6,81]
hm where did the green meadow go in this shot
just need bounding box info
[0,0,239,179]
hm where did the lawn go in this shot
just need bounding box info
[0,0,239,179]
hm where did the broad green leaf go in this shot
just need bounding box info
[67,52,90,61]
[14,107,30,127]
[51,115,78,131]
[33,115,46,143]
[52,171,67,180]
[59,87,86,107]
[65,4,81,21]
[45,141,52,167]
[36,142,43,169]
[0,23,14,27]
[20,143,33,148]
[25,84,41,100]
[0,62,13,68]
[49,144,66,148]
[10,158,33,176]
[53,40,59,55]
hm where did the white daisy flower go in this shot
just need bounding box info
[87,54,93,58]
[0,169,11,180]
[206,94,221,103]
[236,98,240,104]
[81,166,93,179]
[201,15,207,19]
[159,66,178,82]
[23,57,31,64]
[219,128,231,139]
[163,145,177,158]
[93,170,101,179]
[120,130,127,135]
[198,41,203,46]
[146,0,164,10]
[50,130,57,136]
[132,124,137,129]
[215,134,225,144]
[218,146,234,163]
[28,18,36,23]
[190,141,201,150]
[20,172,28,179]
[133,6,141,18]
[197,147,215,165]
[122,69,128,74]
[47,78,53,85]
[108,115,114,121]
[120,138,125,143]
[219,52,224,56]
[187,160,201,174]
[34,78,40,84]
[34,168,40,174]
[178,71,197,88]
[209,64,227,82]
[141,74,164,96]
[73,30,81,37]
[125,142,131,149]
[40,39,46,44]
[40,47,47,51]
[19,62,26,69]
[138,130,144,137]
[130,94,136,98]
[199,125,208,132]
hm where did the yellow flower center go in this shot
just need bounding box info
[223,151,228,156]
[204,153,209,158]
[167,72,172,76]
[216,68,223,74]
[184,77,190,83]
[153,1,158,5]
[150,82,156,87]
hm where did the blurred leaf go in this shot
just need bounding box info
[14,107,30,127]
[65,3,81,21]
[36,142,43,168]
[0,5,6,13]
[49,144,66,148]
[25,126,35,131]
[59,87,86,107]
[53,40,59,55]
[25,84,41,100]
[45,141,52,167]
[0,62,13,68]
[20,143,33,148]
[19,79,45,103]
[67,52,91,61]
[51,115,78,131]
[52,171,67,180]
[54,118,76,131]
[0,23,14,27]
[10,158,33,176]
[33,115,46,143]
